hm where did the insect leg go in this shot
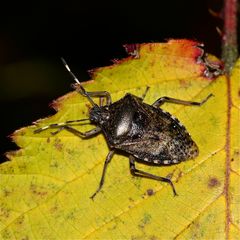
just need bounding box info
[35,124,101,138]
[87,91,112,106]
[34,119,90,134]
[129,155,177,196]
[56,125,101,138]
[152,93,213,108]
[90,150,115,200]
[141,86,150,100]
[74,85,112,106]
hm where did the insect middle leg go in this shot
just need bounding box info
[90,150,115,200]
[59,125,101,138]
[152,93,213,108]
[129,155,177,196]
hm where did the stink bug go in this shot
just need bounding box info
[34,58,213,199]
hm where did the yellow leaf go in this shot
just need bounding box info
[0,40,239,239]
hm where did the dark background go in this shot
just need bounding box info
[0,0,236,162]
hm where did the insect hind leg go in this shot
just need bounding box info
[129,155,177,196]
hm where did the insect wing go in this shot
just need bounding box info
[112,98,198,164]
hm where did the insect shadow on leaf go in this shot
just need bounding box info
[34,58,213,199]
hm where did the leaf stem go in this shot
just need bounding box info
[221,0,238,73]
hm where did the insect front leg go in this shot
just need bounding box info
[87,91,112,106]
[90,150,115,200]
[74,85,112,106]
[129,155,177,196]
[152,93,213,108]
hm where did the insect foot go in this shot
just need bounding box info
[34,58,213,198]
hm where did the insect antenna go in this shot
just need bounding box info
[61,58,99,108]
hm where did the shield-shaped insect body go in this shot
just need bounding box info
[35,58,213,199]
